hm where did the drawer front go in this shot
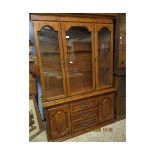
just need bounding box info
[72,107,98,122]
[70,98,98,112]
[72,116,98,132]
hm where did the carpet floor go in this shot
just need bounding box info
[30,119,126,142]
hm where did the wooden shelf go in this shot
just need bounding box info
[68,50,92,53]
[43,88,117,108]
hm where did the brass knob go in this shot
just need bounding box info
[81,103,88,108]
[82,123,85,127]
[82,113,88,118]
[102,99,108,104]
[82,122,88,127]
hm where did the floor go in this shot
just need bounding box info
[30,119,126,142]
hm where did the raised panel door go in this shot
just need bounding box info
[47,105,71,139]
[99,93,114,123]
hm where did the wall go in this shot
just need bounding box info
[29,21,45,120]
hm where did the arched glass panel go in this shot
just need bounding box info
[98,28,112,87]
[66,27,93,94]
[38,26,64,98]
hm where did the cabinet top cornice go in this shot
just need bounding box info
[30,13,116,24]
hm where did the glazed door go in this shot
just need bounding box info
[47,105,71,139]
[62,22,95,96]
[95,24,113,90]
[33,21,67,101]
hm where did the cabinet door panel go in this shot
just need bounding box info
[62,23,95,95]
[95,24,113,90]
[47,105,71,139]
[33,21,67,101]
[99,93,114,123]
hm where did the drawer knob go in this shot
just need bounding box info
[82,123,88,127]
[103,99,109,102]
[101,99,108,105]
[81,103,88,108]
[82,113,88,118]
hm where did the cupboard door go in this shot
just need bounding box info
[99,93,114,123]
[62,23,95,95]
[33,21,67,101]
[47,105,71,140]
[95,24,113,90]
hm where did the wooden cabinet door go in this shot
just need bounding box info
[99,93,114,123]
[61,22,95,96]
[95,24,113,90]
[47,105,71,140]
[32,21,67,102]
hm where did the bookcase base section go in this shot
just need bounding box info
[45,92,115,141]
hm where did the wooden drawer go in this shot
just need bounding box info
[70,98,98,112]
[71,107,98,122]
[72,116,98,132]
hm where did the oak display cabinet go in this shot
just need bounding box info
[31,13,117,141]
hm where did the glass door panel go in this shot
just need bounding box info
[64,25,94,95]
[95,24,113,89]
[33,22,66,100]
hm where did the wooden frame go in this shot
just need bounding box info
[61,22,95,96]
[95,24,113,90]
[33,21,68,102]
[29,95,44,140]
